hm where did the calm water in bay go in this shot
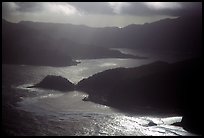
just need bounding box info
[2,50,195,136]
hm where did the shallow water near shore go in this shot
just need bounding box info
[15,88,193,136]
[2,53,196,136]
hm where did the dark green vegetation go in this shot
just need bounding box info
[28,75,75,92]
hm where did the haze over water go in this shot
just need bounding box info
[2,2,202,135]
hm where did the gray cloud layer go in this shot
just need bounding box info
[2,2,202,27]
[3,2,201,16]
[122,2,201,16]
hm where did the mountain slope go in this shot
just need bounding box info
[2,19,141,66]
[2,15,202,66]
[77,57,203,134]
[77,57,202,111]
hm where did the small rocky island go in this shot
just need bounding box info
[26,58,203,135]
[28,75,75,91]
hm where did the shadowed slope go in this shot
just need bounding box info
[28,75,75,92]
[77,57,203,134]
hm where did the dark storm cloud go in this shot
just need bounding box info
[143,2,202,16]
[178,2,202,16]
[68,2,201,17]
[120,3,155,16]
[114,2,201,16]
[2,2,202,17]
[2,2,43,13]
[2,2,44,19]
[14,2,44,12]
[68,2,114,14]
[2,2,202,27]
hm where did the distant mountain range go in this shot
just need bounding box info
[2,14,202,66]
[2,19,140,66]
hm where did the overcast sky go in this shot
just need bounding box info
[2,2,202,27]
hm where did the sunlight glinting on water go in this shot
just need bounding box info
[10,56,196,136]
[99,63,118,67]
[39,93,64,99]
[15,87,192,136]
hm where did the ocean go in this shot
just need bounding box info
[2,51,195,136]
